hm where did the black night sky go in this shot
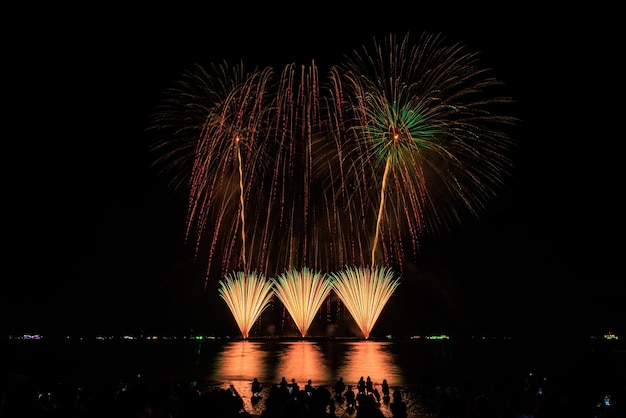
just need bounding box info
[4,5,624,339]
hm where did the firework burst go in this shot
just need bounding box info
[329,266,400,339]
[325,32,517,270]
[217,271,274,339]
[148,61,278,286]
[149,60,338,282]
[271,267,333,337]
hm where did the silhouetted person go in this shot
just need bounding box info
[279,377,288,391]
[356,393,384,417]
[213,385,248,417]
[372,387,381,404]
[252,377,262,397]
[327,399,336,417]
[366,376,373,394]
[305,379,314,395]
[390,389,407,418]
[262,383,288,417]
[334,377,346,398]
[381,379,390,401]
[345,385,356,413]
[357,376,366,395]
[290,378,299,396]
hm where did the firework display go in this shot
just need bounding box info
[271,267,333,337]
[329,266,401,339]
[217,271,274,339]
[150,32,516,338]
[325,32,517,269]
[149,62,277,284]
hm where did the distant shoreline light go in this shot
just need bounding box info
[4,331,623,342]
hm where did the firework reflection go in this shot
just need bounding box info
[211,340,269,382]
[340,340,403,387]
[275,341,329,386]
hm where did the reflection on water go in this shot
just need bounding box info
[342,341,404,386]
[276,341,328,384]
[2,337,623,417]
[211,340,270,382]
[210,340,402,388]
[209,340,407,418]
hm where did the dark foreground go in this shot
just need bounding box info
[1,336,624,417]
[2,367,624,417]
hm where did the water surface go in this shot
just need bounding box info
[1,336,623,417]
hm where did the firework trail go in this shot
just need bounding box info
[148,61,276,286]
[271,267,333,337]
[149,60,337,282]
[217,271,274,339]
[260,62,327,274]
[329,266,400,339]
[326,32,517,270]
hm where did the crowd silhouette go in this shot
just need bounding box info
[253,375,405,418]
[6,374,410,418]
[3,371,613,417]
